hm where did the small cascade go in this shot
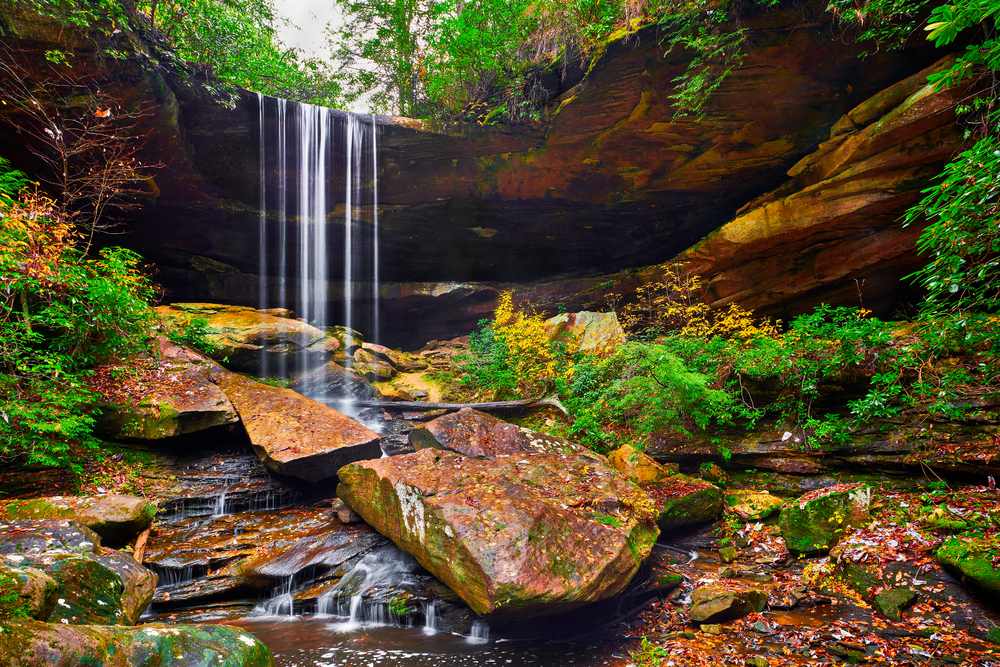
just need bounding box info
[211,485,230,518]
[422,600,437,635]
[257,98,381,404]
[148,565,201,587]
[315,547,421,627]
[467,620,490,644]
[252,575,297,618]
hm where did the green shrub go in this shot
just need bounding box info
[0,179,155,471]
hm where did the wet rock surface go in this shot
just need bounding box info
[211,368,381,482]
[0,619,275,667]
[779,483,872,554]
[337,447,659,619]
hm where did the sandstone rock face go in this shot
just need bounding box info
[641,474,725,532]
[779,483,872,554]
[155,303,327,375]
[337,447,659,619]
[0,496,157,545]
[543,311,626,357]
[211,368,381,482]
[0,2,950,350]
[673,55,974,319]
[0,620,275,667]
[96,338,238,440]
[689,584,767,623]
[409,408,582,457]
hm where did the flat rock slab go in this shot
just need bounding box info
[0,620,274,667]
[0,519,101,558]
[0,495,157,545]
[409,407,582,457]
[212,368,381,483]
[337,447,659,619]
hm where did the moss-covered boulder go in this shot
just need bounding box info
[0,496,156,545]
[608,444,678,484]
[337,447,659,619]
[873,588,917,620]
[640,474,724,532]
[689,584,767,623]
[96,338,238,440]
[0,519,101,558]
[154,302,326,375]
[779,483,871,554]
[937,536,1000,599]
[725,490,785,521]
[0,620,274,666]
[409,407,582,457]
[0,563,57,620]
[0,520,156,625]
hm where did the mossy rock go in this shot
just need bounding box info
[0,496,157,545]
[42,550,156,626]
[642,474,724,532]
[873,588,917,621]
[0,563,57,620]
[725,491,784,521]
[0,620,275,666]
[937,536,1000,599]
[779,484,871,554]
[689,584,766,623]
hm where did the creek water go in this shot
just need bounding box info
[232,618,630,667]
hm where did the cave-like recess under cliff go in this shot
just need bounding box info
[0,2,968,348]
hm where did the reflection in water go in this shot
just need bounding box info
[235,618,629,667]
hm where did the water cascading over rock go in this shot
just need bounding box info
[255,95,381,394]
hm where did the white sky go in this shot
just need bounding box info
[272,0,340,61]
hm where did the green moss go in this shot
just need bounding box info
[937,537,1000,596]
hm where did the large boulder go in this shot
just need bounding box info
[211,368,381,482]
[641,474,725,532]
[543,311,626,357]
[0,520,157,625]
[0,496,156,545]
[409,407,583,457]
[337,447,659,619]
[96,338,238,440]
[779,483,872,554]
[0,620,274,667]
[155,303,327,374]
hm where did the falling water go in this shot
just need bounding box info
[257,98,380,394]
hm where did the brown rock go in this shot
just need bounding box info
[337,448,659,619]
[408,408,582,457]
[543,311,626,357]
[689,584,767,622]
[0,495,157,545]
[211,368,381,482]
[96,338,238,440]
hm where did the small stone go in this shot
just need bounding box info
[336,508,361,524]
[689,584,767,623]
[719,545,738,563]
[700,624,723,635]
[750,657,769,667]
[718,566,737,579]
[700,462,729,484]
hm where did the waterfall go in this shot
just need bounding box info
[257,97,380,394]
